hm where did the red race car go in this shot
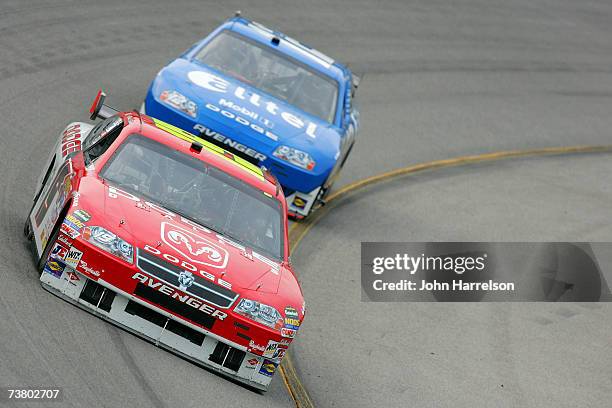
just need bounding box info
[24,91,305,391]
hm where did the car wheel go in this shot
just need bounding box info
[23,218,33,241]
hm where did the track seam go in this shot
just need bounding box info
[279,143,612,408]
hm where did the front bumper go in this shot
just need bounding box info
[40,261,278,391]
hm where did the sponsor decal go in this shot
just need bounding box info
[65,214,84,229]
[61,124,82,158]
[44,259,65,278]
[64,176,72,195]
[218,98,275,130]
[187,71,229,92]
[203,102,279,142]
[259,359,278,377]
[72,192,80,208]
[51,243,68,260]
[279,339,292,347]
[131,273,227,320]
[73,209,91,222]
[161,222,228,269]
[60,221,80,239]
[285,306,299,319]
[160,90,198,118]
[63,219,82,233]
[178,271,195,290]
[263,340,279,358]
[57,233,73,247]
[78,260,101,277]
[193,124,267,162]
[246,358,259,369]
[135,201,151,211]
[284,317,301,330]
[273,347,287,360]
[143,245,232,289]
[64,247,83,269]
[188,71,318,138]
[292,196,307,210]
[248,340,266,353]
[66,271,80,283]
[281,327,296,338]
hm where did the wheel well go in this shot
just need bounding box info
[36,198,73,270]
[46,199,72,250]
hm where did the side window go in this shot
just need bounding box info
[83,115,124,164]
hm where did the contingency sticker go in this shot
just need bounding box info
[259,359,278,377]
[72,209,91,222]
[263,340,280,358]
[64,247,83,269]
[44,259,66,279]
[50,242,68,260]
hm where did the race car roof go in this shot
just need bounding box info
[209,16,351,85]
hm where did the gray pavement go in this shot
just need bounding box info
[292,154,612,407]
[1,0,611,407]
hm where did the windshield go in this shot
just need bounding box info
[100,134,284,260]
[195,30,338,123]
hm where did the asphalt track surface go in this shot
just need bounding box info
[1,1,612,407]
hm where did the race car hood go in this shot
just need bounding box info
[77,179,287,295]
[152,58,342,162]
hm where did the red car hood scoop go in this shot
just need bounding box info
[103,185,282,294]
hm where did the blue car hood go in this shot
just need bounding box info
[153,58,342,161]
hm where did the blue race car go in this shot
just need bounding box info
[142,13,360,218]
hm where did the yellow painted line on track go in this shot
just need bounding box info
[279,143,612,407]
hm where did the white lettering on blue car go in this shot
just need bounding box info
[188,71,318,139]
[193,124,268,162]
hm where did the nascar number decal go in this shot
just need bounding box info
[161,222,228,269]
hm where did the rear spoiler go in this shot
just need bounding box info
[89,89,119,120]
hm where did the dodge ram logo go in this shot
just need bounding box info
[178,271,195,289]
[161,222,228,269]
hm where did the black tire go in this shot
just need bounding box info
[23,217,33,241]
[338,140,355,170]
[323,140,355,194]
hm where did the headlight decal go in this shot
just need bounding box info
[273,145,316,170]
[234,298,283,329]
[82,226,134,264]
[160,90,198,118]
